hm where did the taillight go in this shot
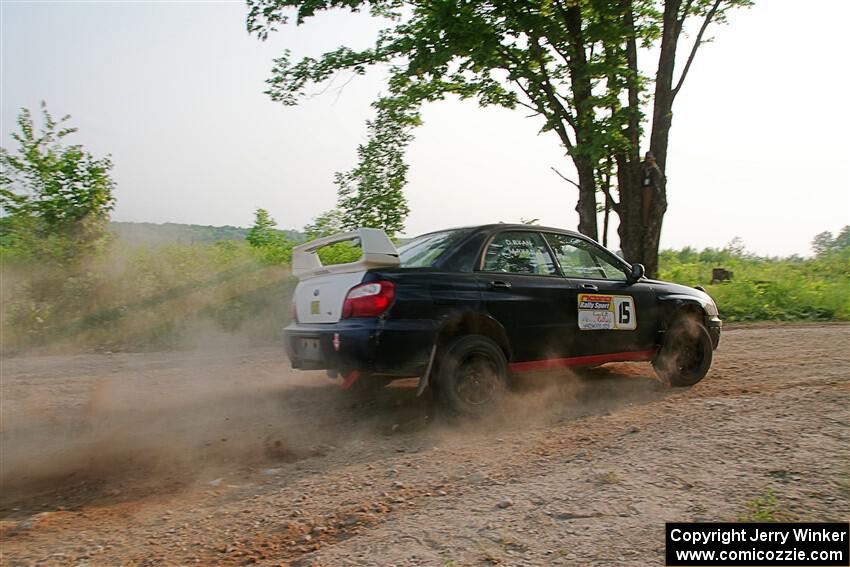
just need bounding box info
[342,281,395,318]
[290,301,298,322]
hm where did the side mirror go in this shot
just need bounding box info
[628,263,645,283]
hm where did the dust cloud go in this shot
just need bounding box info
[1,338,330,513]
[1,330,671,517]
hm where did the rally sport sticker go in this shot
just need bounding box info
[577,293,637,331]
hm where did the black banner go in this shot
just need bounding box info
[666,523,849,566]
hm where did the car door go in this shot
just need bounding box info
[476,230,578,362]
[543,233,658,357]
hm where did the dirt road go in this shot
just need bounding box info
[1,324,848,566]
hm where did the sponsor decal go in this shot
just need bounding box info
[577,293,637,331]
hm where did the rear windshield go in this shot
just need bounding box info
[398,230,467,267]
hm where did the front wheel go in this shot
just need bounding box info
[653,317,714,387]
[434,335,508,417]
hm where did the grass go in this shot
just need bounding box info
[658,245,849,323]
[738,488,794,522]
[1,240,294,353]
[594,471,623,485]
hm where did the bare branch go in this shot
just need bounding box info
[499,46,576,134]
[675,0,696,36]
[599,179,620,210]
[542,38,571,68]
[514,98,541,113]
[672,0,722,100]
[514,80,575,149]
[528,36,579,144]
[331,73,358,105]
[551,166,581,190]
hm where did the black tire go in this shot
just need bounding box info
[653,317,714,387]
[433,335,508,417]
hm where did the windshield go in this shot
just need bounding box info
[398,230,467,267]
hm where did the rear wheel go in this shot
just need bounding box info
[654,317,713,387]
[434,335,507,417]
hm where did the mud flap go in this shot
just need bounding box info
[341,370,361,390]
[415,344,438,397]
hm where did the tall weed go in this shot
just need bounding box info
[658,247,849,322]
[1,240,294,353]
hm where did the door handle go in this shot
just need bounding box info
[489,280,512,290]
[580,283,598,291]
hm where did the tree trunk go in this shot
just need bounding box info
[616,0,682,278]
[614,0,644,263]
[601,164,612,248]
[650,0,681,173]
[638,0,681,277]
[574,156,598,240]
[563,3,598,242]
[616,154,642,260]
[602,203,610,248]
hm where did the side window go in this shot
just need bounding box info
[545,233,627,281]
[482,231,557,276]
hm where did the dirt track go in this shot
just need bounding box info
[1,324,848,566]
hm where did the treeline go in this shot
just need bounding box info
[110,221,304,247]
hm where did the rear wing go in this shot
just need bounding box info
[291,227,400,280]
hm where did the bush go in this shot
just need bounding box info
[1,240,295,353]
[1,103,116,265]
[658,241,849,323]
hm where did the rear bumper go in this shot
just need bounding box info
[284,318,437,377]
[705,315,722,349]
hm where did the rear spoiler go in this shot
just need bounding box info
[291,227,400,280]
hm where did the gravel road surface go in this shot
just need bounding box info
[1,324,848,566]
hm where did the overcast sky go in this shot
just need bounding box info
[2,0,848,256]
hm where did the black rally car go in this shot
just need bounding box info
[285,224,721,414]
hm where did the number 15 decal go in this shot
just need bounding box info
[619,301,630,324]
[613,296,637,330]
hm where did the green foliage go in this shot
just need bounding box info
[812,226,850,259]
[303,209,345,240]
[659,231,850,322]
[335,99,414,237]
[302,209,361,265]
[317,241,362,265]
[245,207,295,264]
[246,208,279,247]
[739,489,792,523]
[1,241,295,352]
[0,102,116,264]
[248,1,749,194]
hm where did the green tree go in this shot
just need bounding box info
[247,0,750,276]
[303,208,345,240]
[335,99,415,237]
[246,208,279,248]
[1,102,116,262]
[246,207,294,263]
[812,226,850,258]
